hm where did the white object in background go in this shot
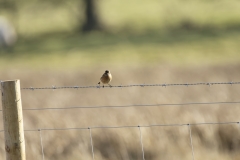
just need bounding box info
[0,16,17,48]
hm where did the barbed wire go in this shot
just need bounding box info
[0,121,236,132]
[1,81,239,160]
[0,101,239,112]
[20,81,240,90]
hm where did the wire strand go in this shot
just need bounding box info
[20,81,240,90]
[88,128,95,160]
[39,129,45,160]
[0,101,238,112]
[188,124,195,160]
[1,122,237,133]
[16,121,239,132]
[138,126,145,160]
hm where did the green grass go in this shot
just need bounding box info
[1,29,240,69]
[11,0,240,36]
[1,0,240,69]
[100,0,240,32]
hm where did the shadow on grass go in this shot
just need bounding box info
[1,23,240,56]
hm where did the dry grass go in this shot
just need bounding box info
[1,64,240,160]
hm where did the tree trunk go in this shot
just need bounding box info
[82,0,102,32]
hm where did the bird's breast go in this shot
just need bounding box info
[100,74,112,84]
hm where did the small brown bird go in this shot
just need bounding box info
[98,70,112,88]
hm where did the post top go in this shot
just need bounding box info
[1,79,20,83]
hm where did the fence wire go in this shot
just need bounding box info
[1,81,240,159]
[88,128,95,160]
[0,101,239,112]
[188,124,195,160]
[1,122,239,160]
[0,121,233,132]
[38,129,45,160]
[138,126,145,160]
[1,121,237,133]
[20,81,240,90]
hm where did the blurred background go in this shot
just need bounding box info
[1,0,240,159]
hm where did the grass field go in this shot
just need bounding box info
[1,29,240,70]
[1,0,240,159]
[1,0,240,69]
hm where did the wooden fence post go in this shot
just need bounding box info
[1,80,26,160]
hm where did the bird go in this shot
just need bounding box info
[98,70,112,88]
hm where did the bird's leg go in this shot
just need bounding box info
[108,84,112,88]
[103,85,104,88]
